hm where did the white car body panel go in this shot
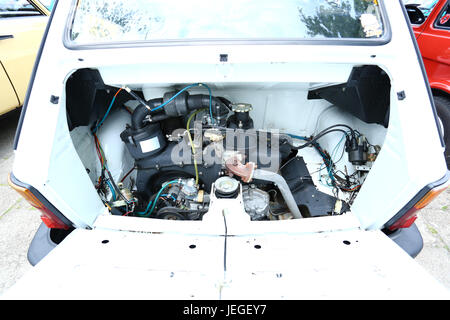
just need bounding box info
[6,0,450,298]
[3,225,449,299]
[12,0,447,230]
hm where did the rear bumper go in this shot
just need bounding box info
[27,222,73,266]
[386,222,423,258]
[27,223,56,266]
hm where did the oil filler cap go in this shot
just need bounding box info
[214,176,240,198]
[231,103,252,113]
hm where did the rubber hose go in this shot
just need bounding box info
[131,98,163,130]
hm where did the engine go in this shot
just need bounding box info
[101,85,371,220]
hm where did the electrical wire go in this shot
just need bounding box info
[122,86,150,109]
[286,124,356,151]
[134,198,154,217]
[94,84,214,135]
[160,193,177,202]
[105,180,116,201]
[91,85,211,215]
[186,108,206,185]
[148,180,180,216]
[318,131,348,188]
[93,131,132,210]
[92,88,123,133]
[287,127,362,193]
[341,185,361,192]
[94,133,116,200]
[105,168,128,204]
[313,105,337,135]
[120,166,136,183]
[134,180,179,217]
[287,128,349,150]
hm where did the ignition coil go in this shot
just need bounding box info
[345,135,369,165]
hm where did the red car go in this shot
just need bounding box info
[406,0,450,168]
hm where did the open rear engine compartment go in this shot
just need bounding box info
[66,66,390,222]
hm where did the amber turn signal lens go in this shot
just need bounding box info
[7,173,70,230]
[389,180,449,231]
[414,184,449,210]
[8,174,42,208]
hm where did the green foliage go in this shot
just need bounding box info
[298,0,371,38]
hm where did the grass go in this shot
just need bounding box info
[0,198,23,220]
[426,225,438,235]
[426,223,450,253]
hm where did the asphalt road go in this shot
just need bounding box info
[0,109,449,296]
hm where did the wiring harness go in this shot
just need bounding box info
[284,124,375,199]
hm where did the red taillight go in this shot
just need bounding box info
[8,174,70,230]
[37,208,70,230]
[389,181,449,231]
[388,208,418,231]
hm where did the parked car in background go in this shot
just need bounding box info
[405,0,450,168]
[0,0,51,117]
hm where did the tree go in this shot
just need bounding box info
[298,0,371,38]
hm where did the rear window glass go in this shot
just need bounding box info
[68,0,386,45]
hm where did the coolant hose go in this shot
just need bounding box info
[163,92,228,118]
[131,98,163,130]
[131,92,228,130]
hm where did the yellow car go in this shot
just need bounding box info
[0,0,52,116]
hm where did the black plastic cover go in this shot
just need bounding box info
[280,156,350,217]
[120,123,167,160]
[308,65,391,128]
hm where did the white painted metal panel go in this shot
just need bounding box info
[2,228,225,299]
[2,227,448,299]
[222,230,450,299]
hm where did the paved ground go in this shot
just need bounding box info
[0,110,449,296]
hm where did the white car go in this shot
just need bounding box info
[4,0,450,299]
